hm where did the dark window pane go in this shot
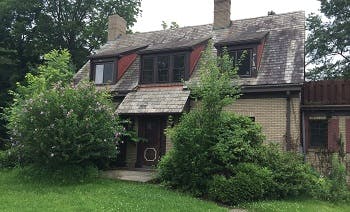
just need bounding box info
[310,120,328,148]
[237,49,251,76]
[230,49,252,76]
[174,54,185,69]
[173,54,185,82]
[157,55,169,82]
[142,57,154,83]
[143,57,154,70]
[103,62,114,83]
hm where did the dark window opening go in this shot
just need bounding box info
[94,62,115,84]
[157,55,170,82]
[173,54,185,82]
[309,120,328,148]
[142,57,154,83]
[141,53,188,84]
[249,117,255,122]
[230,49,252,76]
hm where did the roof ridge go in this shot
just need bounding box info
[230,10,305,22]
[129,10,305,36]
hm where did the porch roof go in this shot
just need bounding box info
[116,87,190,114]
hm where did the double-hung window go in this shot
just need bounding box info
[94,62,115,84]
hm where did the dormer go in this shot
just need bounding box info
[137,37,211,85]
[215,31,269,78]
[89,45,147,85]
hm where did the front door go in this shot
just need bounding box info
[136,116,166,167]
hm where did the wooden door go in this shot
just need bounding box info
[137,116,166,167]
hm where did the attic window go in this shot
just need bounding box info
[91,60,117,85]
[215,32,268,78]
[230,49,253,77]
[141,53,188,84]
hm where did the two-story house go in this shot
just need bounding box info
[74,0,305,168]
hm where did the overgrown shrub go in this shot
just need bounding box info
[3,50,134,180]
[208,163,273,205]
[312,155,350,202]
[254,144,320,199]
[7,82,124,171]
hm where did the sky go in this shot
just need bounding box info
[132,0,321,32]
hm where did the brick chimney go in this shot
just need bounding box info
[213,0,231,29]
[108,14,127,41]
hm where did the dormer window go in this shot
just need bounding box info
[141,53,188,84]
[94,62,116,84]
[230,48,253,77]
[215,31,268,78]
[138,36,211,85]
[89,45,148,85]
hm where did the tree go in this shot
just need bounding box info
[0,0,142,144]
[306,0,350,80]
[161,21,179,30]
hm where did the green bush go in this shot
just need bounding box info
[0,150,15,168]
[158,110,264,196]
[312,155,350,202]
[254,144,319,199]
[6,82,124,172]
[208,163,273,205]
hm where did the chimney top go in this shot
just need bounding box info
[213,0,231,30]
[108,14,127,41]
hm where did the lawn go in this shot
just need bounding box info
[0,169,226,212]
[1,169,350,212]
[242,199,350,212]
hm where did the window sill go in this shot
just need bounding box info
[138,82,184,88]
[94,83,116,86]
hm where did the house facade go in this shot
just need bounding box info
[74,0,306,168]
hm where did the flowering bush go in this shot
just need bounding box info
[7,82,124,169]
[3,50,133,180]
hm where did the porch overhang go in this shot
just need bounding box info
[116,87,190,115]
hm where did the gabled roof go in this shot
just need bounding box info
[74,11,305,93]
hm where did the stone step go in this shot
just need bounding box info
[101,169,157,183]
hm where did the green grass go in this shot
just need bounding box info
[242,199,350,212]
[0,169,226,212]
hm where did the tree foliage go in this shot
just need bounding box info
[161,21,180,30]
[0,0,142,145]
[306,0,350,80]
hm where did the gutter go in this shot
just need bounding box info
[241,83,302,93]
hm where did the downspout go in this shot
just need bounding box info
[286,90,292,151]
[302,110,306,161]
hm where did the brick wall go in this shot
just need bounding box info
[225,96,301,150]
